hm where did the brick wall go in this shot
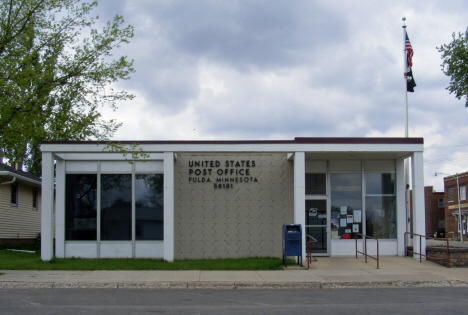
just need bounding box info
[424,186,444,237]
[443,173,468,240]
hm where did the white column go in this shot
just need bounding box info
[396,158,406,256]
[41,152,54,261]
[163,152,175,262]
[293,152,306,259]
[55,159,66,258]
[411,151,426,259]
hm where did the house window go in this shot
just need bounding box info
[460,186,466,201]
[438,198,444,208]
[32,190,38,210]
[448,188,454,203]
[11,183,18,206]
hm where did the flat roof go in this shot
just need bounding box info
[43,137,423,145]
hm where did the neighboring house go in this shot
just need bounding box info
[442,171,468,240]
[0,164,41,244]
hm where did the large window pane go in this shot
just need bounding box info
[66,174,97,240]
[365,196,396,239]
[305,173,326,195]
[365,173,396,239]
[366,173,395,195]
[135,174,164,240]
[330,173,362,239]
[101,174,132,241]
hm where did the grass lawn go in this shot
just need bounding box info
[0,248,286,271]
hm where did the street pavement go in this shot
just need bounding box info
[1,256,467,290]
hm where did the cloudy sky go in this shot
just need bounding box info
[91,0,468,191]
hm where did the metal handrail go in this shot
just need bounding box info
[306,234,318,269]
[355,233,379,269]
[404,232,450,267]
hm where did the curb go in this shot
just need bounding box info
[0,280,466,290]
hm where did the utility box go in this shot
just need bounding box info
[282,224,302,267]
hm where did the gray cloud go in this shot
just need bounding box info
[91,0,468,190]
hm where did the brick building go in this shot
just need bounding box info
[423,186,445,237]
[442,172,468,240]
[410,186,444,238]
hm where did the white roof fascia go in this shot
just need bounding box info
[42,142,424,154]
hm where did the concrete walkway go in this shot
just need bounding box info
[1,256,467,290]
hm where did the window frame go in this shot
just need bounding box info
[460,186,466,201]
[32,189,38,210]
[448,187,454,203]
[10,183,18,206]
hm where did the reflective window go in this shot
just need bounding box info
[330,173,362,239]
[365,173,396,239]
[101,174,132,241]
[65,174,97,240]
[135,174,164,240]
[365,173,395,195]
[305,173,326,195]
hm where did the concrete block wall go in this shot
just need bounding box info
[174,153,294,259]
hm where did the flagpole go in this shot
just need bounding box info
[402,17,408,138]
[402,17,411,245]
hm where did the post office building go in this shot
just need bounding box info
[40,137,426,261]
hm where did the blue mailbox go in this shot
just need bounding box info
[282,224,302,267]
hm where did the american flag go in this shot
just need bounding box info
[405,32,413,68]
[405,31,416,92]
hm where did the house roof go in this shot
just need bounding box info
[0,164,41,187]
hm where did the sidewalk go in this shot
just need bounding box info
[1,256,467,290]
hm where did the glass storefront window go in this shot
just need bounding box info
[65,174,97,240]
[101,174,132,241]
[330,173,362,239]
[366,173,395,195]
[135,174,164,240]
[305,173,326,195]
[365,173,396,239]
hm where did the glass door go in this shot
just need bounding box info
[305,199,328,255]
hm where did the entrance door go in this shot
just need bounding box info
[305,199,328,255]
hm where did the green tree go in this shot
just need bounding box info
[438,28,468,107]
[0,0,135,175]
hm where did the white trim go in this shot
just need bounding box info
[396,158,406,256]
[293,152,306,259]
[411,152,426,259]
[55,153,164,160]
[163,152,175,262]
[41,152,54,261]
[55,160,66,258]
